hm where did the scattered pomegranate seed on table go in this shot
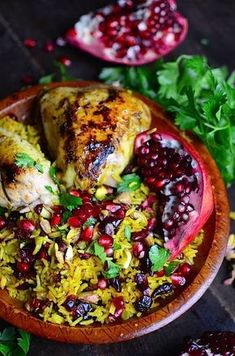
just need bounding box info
[43,40,55,53]
[58,56,71,66]
[21,74,34,85]
[24,38,37,48]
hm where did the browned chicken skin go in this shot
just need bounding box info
[40,85,151,190]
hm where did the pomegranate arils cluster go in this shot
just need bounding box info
[66,0,188,65]
[135,130,213,259]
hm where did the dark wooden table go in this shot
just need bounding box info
[0,1,234,355]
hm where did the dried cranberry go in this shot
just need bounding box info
[72,301,92,320]
[110,277,122,292]
[7,211,20,225]
[135,295,152,312]
[140,255,151,273]
[15,228,31,240]
[29,298,48,316]
[135,273,148,291]
[38,248,49,261]
[63,295,77,311]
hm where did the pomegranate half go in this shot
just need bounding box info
[66,0,188,66]
[135,129,214,259]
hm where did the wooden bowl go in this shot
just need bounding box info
[0,82,230,344]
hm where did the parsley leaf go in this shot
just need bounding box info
[59,193,82,211]
[15,153,44,174]
[0,327,31,356]
[38,74,55,84]
[117,173,141,193]
[44,185,55,194]
[165,261,180,276]
[113,243,122,251]
[61,210,72,224]
[49,165,59,184]
[83,217,97,227]
[100,55,235,185]
[94,242,106,263]
[149,245,170,272]
[103,260,120,279]
[17,330,31,354]
[124,225,131,242]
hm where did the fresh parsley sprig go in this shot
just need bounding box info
[117,173,141,193]
[0,327,31,356]
[59,193,82,211]
[149,245,170,272]
[15,153,44,173]
[100,55,235,185]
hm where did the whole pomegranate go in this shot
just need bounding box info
[66,0,188,65]
[135,129,214,259]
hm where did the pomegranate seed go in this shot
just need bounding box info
[178,263,191,275]
[132,241,145,258]
[98,234,113,248]
[68,216,81,228]
[21,75,33,85]
[70,189,80,197]
[105,203,121,213]
[97,278,108,290]
[147,218,157,231]
[17,261,30,273]
[115,208,125,219]
[105,247,113,257]
[53,205,64,214]
[24,38,37,48]
[171,274,186,287]
[51,214,61,227]
[0,217,6,230]
[38,248,49,260]
[43,40,55,53]
[58,56,71,66]
[111,296,124,318]
[19,219,35,232]
[80,226,93,243]
[156,269,165,277]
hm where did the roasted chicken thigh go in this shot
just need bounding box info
[0,116,58,209]
[40,85,151,190]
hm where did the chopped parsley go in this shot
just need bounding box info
[94,242,106,263]
[83,217,97,227]
[59,193,82,211]
[49,165,59,184]
[15,153,44,173]
[113,243,122,251]
[165,261,180,276]
[117,173,141,193]
[149,245,170,272]
[103,260,120,279]
[44,185,55,194]
[124,225,131,242]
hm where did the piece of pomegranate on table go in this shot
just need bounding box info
[0,83,215,326]
[66,0,188,65]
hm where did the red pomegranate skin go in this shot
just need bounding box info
[66,0,188,65]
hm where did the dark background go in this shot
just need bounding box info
[0,1,234,355]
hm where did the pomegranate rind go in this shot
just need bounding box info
[66,2,188,66]
[135,130,214,260]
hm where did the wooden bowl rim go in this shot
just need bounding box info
[0,81,230,344]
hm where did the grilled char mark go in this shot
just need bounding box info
[85,138,115,177]
[0,163,21,184]
[59,94,82,164]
